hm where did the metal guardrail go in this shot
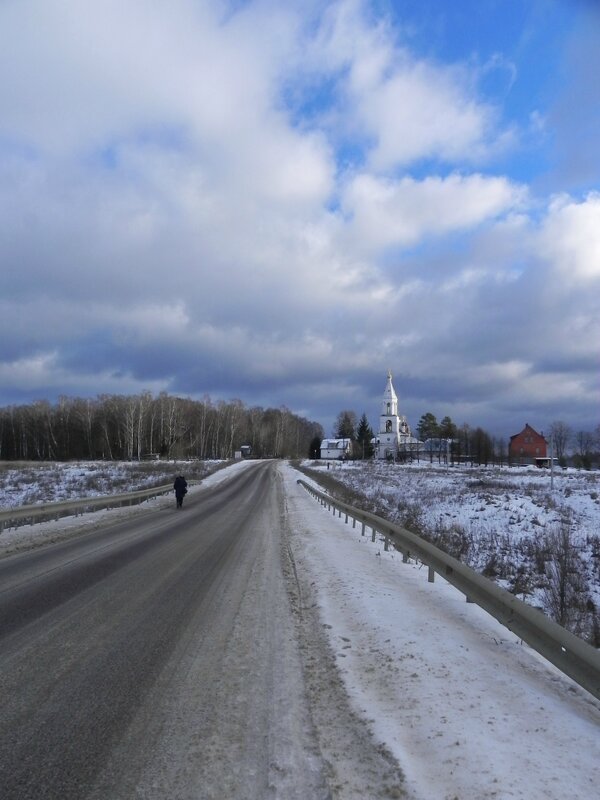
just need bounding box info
[0,483,180,532]
[297,478,600,702]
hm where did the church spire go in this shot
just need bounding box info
[381,371,398,417]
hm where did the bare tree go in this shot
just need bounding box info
[123,397,138,460]
[273,407,287,457]
[549,420,571,463]
[247,405,264,457]
[70,398,93,458]
[542,517,589,635]
[574,430,594,470]
[471,427,493,466]
[225,399,244,458]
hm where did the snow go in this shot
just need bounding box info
[302,459,600,619]
[1,458,599,798]
[282,463,600,800]
[0,459,229,508]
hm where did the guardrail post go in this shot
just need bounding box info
[352,517,356,529]
[402,551,409,563]
[344,512,348,523]
[384,536,389,551]
[371,527,376,542]
[361,521,365,536]
[428,565,435,583]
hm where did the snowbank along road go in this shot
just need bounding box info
[0,460,598,799]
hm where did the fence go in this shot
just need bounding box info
[297,479,600,702]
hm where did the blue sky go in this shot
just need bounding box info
[0,0,599,440]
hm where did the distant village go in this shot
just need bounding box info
[318,372,598,469]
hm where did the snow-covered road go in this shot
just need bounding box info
[0,461,406,799]
[281,463,600,800]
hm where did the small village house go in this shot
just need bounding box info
[508,423,548,466]
[320,438,353,460]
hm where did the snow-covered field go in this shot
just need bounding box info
[301,459,600,641]
[0,459,231,557]
[0,459,224,508]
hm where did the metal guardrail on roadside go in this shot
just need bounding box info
[0,483,179,533]
[297,478,600,703]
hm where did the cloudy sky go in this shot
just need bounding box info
[1,0,599,438]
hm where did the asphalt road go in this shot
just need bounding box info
[0,461,331,800]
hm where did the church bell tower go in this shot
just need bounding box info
[376,371,412,459]
[380,370,399,437]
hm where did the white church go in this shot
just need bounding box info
[320,371,420,461]
[373,371,420,460]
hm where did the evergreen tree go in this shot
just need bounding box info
[335,410,357,440]
[308,435,322,459]
[439,415,457,439]
[355,412,374,459]
[417,412,439,441]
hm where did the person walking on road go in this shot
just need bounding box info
[173,475,188,508]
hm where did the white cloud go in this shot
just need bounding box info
[308,0,511,169]
[341,172,526,251]
[438,266,519,294]
[464,360,533,389]
[538,193,600,282]
[359,61,498,169]
[0,2,244,151]
[0,353,60,389]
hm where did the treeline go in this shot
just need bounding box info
[415,412,502,465]
[549,421,600,469]
[0,393,324,462]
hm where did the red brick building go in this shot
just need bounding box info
[509,423,548,465]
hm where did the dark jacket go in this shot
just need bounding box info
[173,475,188,496]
